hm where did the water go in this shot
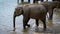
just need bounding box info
[0,0,60,34]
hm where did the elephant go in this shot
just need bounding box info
[39,1,60,20]
[13,4,47,30]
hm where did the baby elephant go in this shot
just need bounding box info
[13,4,47,30]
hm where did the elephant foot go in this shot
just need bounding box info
[23,24,26,29]
[27,24,30,27]
[23,24,30,29]
[43,25,46,31]
[13,28,16,31]
[43,27,46,31]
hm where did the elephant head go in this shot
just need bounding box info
[13,4,30,31]
[13,5,23,31]
[14,5,23,17]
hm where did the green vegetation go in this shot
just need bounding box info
[19,2,30,4]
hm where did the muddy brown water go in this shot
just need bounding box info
[0,1,60,34]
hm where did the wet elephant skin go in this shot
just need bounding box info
[13,4,47,31]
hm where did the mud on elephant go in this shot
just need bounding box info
[13,4,47,30]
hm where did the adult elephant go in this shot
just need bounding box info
[13,4,47,30]
[40,1,60,20]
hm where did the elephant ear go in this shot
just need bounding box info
[15,6,23,11]
[14,6,23,15]
[19,7,23,14]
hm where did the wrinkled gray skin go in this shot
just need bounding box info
[13,4,47,30]
[40,1,60,19]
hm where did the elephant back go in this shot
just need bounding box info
[23,4,47,19]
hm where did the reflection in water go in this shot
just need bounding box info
[47,19,53,27]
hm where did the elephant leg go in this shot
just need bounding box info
[23,16,30,29]
[36,19,39,26]
[49,12,53,20]
[41,17,46,30]
[49,10,53,20]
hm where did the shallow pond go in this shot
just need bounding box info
[0,0,60,34]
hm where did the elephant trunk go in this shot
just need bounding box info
[13,14,16,31]
[13,7,23,31]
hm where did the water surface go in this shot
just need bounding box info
[0,0,60,34]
